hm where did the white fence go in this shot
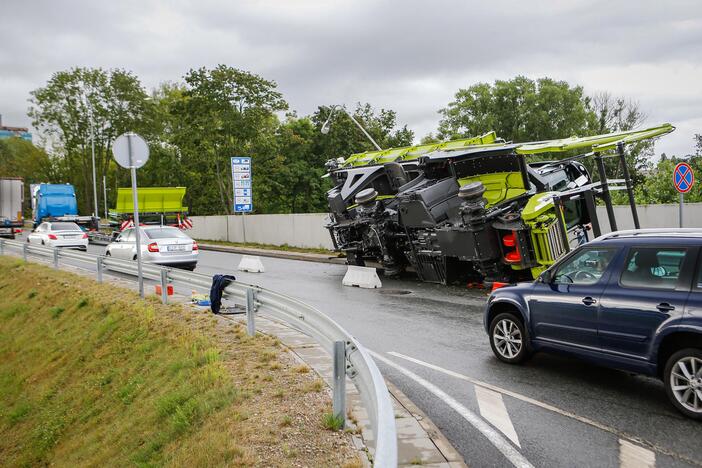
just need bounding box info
[189,203,702,250]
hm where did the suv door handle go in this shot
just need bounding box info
[582,297,597,306]
[656,303,675,312]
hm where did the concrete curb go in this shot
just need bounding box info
[199,243,346,265]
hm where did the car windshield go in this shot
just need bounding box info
[143,228,190,240]
[51,222,81,231]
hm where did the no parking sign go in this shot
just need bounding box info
[674,162,694,193]
[674,162,694,227]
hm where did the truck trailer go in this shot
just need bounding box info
[0,177,24,239]
[88,187,193,244]
[324,124,675,286]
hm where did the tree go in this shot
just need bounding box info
[438,76,595,142]
[0,138,55,213]
[28,68,152,214]
[311,103,414,162]
[167,65,287,215]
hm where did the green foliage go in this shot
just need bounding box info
[438,76,595,142]
[321,412,345,431]
[0,138,54,214]
[627,154,702,204]
[28,67,154,215]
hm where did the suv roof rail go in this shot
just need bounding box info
[597,228,702,240]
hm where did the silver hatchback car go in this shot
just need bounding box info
[105,226,198,270]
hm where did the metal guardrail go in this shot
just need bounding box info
[0,239,397,467]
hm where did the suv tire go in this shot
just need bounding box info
[664,348,702,420]
[489,312,529,364]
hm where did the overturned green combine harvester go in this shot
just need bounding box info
[324,124,675,286]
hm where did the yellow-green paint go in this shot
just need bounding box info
[520,192,566,278]
[343,131,499,167]
[516,123,675,155]
[113,187,188,214]
[457,172,527,207]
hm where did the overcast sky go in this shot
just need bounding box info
[1,0,700,157]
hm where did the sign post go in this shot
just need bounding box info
[673,162,694,228]
[231,157,253,242]
[113,132,150,297]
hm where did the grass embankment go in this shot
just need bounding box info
[0,257,360,467]
[197,239,336,256]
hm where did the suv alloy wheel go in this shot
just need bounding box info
[489,313,529,364]
[664,348,702,420]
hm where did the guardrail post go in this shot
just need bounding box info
[53,248,59,268]
[246,288,256,336]
[332,340,346,427]
[22,243,28,262]
[96,256,103,283]
[160,269,169,304]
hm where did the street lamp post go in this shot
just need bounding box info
[320,105,382,151]
[83,93,99,218]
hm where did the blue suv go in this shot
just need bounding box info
[485,229,702,419]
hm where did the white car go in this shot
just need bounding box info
[27,222,88,250]
[105,226,198,270]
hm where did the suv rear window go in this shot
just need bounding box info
[620,248,686,290]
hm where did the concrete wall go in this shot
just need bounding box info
[189,203,702,250]
[189,213,333,249]
[595,202,702,233]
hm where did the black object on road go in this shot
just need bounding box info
[210,274,236,314]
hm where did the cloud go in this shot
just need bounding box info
[1,0,699,156]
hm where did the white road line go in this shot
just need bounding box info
[389,351,629,433]
[475,385,521,448]
[368,350,534,468]
[386,351,699,466]
[620,439,656,468]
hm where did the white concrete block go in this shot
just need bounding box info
[342,265,382,289]
[238,255,265,273]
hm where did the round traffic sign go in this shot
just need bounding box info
[112,132,150,169]
[674,162,694,194]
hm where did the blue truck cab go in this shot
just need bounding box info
[32,184,97,230]
[484,229,702,419]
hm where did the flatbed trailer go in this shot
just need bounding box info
[88,187,193,245]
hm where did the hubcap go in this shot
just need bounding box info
[670,356,702,414]
[493,319,522,359]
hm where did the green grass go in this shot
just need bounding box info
[0,257,362,467]
[197,239,336,256]
[0,258,242,466]
[322,412,345,431]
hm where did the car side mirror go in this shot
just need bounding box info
[113,237,121,243]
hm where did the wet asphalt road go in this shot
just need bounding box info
[73,242,702,467]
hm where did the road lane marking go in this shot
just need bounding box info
[474,385,521,448]
[387,351,702,467]
[368,350,534,468]
[620,439,655,468]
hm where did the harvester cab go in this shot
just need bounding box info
[325,124,675,286]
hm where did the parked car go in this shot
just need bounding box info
[484,229,702,419]
[105,226,198,270]
[27,221,88,250]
